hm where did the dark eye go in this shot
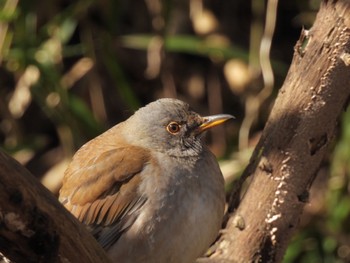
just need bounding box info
[166,122,181,134]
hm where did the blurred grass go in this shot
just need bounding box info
[2,0,350,262]
[120,34,289,74]
[121,34,249,60]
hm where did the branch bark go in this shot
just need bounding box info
[0,151,111,263]
[209,0,350,262]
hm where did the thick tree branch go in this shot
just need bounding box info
[208,0,350,262]
[0,150,111,263]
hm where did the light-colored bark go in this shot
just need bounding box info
[208,0,350,262]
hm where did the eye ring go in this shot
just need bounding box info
[166,122,181,134]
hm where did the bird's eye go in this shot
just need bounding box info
[166,122,181,134]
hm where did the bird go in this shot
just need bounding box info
[59,98,234,263]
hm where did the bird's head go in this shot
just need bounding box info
[124,98,234,158]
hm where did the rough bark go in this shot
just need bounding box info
[208,0,350,262]
[0,151,111,263]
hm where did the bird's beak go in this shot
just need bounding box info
[196,114,234,134]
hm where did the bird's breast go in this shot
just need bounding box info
[109,152,225,263]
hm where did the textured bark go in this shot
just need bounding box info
[208,0,350,262]
[0,151,111,263]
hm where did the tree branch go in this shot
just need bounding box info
[0,151,111,263]
[210,0,350,262]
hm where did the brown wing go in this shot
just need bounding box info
[59,139,151,248]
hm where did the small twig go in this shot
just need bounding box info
[239,0,279,150]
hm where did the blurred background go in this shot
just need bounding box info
[1,0,350,262]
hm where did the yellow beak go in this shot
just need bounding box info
[197,114,234,133]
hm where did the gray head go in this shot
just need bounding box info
[124,98,233,158]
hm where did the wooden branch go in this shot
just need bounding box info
[210,0,350,262]
[0,150,111,263]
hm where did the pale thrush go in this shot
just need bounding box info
[59,98,233,263]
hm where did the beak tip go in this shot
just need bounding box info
[197,113,234,133]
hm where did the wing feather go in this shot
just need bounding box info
[59,138,151,248]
